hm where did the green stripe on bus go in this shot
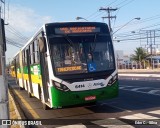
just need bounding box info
[50,81,119,108]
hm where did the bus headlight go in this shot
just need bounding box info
[52,81,70,92]
[107,74,118,86]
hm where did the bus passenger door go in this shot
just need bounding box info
[38,36,50,109]
[39,51,50,106]
[26,49,33,97]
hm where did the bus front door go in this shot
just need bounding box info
[39,51,50,109]
[26,49,33,97]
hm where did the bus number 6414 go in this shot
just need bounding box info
[75,84,85,88]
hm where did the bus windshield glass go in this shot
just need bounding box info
[49,34,115,75]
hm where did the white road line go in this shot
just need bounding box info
[119,74,160,77]
[56,124,87,128]
[101,103,132,113]
[92,119,134,128]
[119,85,160,96]
[130,87,150,91]
[121,113,159,119]
[121,88,160,96]
[148,110,160,115]
[119,84,160,91]
[148,90,160,94]
[120,85,133,87]
[119,85,160,91]
[100,125,134,128]
[119,87,125,89]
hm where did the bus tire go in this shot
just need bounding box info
[19,87,23,90]
[16,79,19,86]
[28,92,32,98]
[43,103,49,110]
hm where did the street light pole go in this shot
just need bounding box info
[113,17,141,34]
[76,17,88,21]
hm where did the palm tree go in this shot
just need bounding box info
[131,47,148,68]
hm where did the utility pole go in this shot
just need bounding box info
[141,29,160,69]
[0,5,9,127]
[99,7,117,34]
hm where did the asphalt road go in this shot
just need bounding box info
[8,78,160,128]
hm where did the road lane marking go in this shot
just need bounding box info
[120,113,159,119]
[98,125,134,128]
[119,74,160,77]
[148,110,160,115]
[14,90,40,119]
[56,124,87,128]
[101,103,132,113]
[148,90,160,94]
[121,88,160,96]
[119,87,125,89]
[92,119,134,128]
[130,87,150,91]
[120,85,133,87]
[120,85,160,96]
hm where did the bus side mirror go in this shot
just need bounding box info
[38,37,47,53]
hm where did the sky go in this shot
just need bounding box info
[2,0,160,63]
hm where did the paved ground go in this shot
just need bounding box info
[7,75,160,128]
[9,70,160,128]
[8,76,22,128]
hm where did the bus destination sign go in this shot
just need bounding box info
[55,27,100,34]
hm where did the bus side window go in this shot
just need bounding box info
[23,50,25,65]
[30,43,34,64]
[34,39,39,63]
[25,48,27,65]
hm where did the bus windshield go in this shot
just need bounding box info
[49,34,115,75]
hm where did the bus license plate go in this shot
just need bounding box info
[85,96,96,101]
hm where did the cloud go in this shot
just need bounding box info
[5,4,53,63]
[8,4,53,35]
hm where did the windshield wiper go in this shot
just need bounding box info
[90,33,98,53]
[64,35,74,47]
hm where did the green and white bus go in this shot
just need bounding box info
[11,22,118,109]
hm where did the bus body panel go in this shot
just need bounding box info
[50,81,118,107]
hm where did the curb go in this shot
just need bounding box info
[8,84,27,128]
[118,76,160,81]
[118,74,160,77]
[118,73,160,81]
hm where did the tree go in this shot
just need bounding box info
[131,47,148,68]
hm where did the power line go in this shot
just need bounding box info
[115,0,130,7]
[5,25,29,42]
[118,0,136,8]
[6,38,23,48]
[99,7,117,32]
[7,25,28,39]
[6,28,28,42]
[86,0,119,20]
[0,0,4,3]
[6,41,22,48]
[6,37,24,45]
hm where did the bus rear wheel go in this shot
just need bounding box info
[42,103,49,110]
[28,92,33,98]
[19,87,23,90]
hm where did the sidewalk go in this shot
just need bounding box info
[8,76,24,128]
[9,92,21,128]
[118,69,160,73]
[118,69,160,81]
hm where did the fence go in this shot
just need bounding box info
[117,62,160,69]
